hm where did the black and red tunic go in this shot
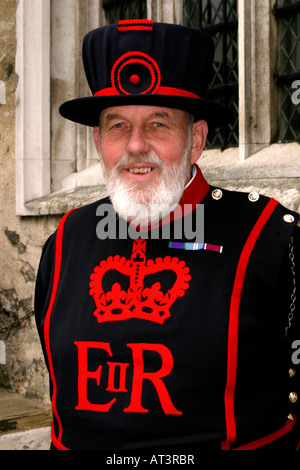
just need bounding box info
[35,165,300,450]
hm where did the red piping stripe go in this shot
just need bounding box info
[43,209,76,444]
[232,413,297,450]
[222,198,279,450]
[51,423,70,450]
[94,86,201,100]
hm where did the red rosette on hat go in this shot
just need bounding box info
[111,51,161,95]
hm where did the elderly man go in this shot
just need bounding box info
[35,20,299,451]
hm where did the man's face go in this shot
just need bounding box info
[93,105,207,225]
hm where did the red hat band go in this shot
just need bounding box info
[94,86,201,100]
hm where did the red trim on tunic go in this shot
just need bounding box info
[44,209,76,445]
[231,412,297,450]
[221,198,279,450]
[51,423,70,450]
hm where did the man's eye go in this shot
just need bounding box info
[153,122,165,128]
[113,123,123,128]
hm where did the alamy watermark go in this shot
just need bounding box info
[96,203,204,242]
[291,80,300,105]
[291,339,300,365]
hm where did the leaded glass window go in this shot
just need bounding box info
[102,0,146,24]
[273,0,300,142]
[182,0,239,149]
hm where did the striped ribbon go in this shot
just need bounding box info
[168,242,223,253]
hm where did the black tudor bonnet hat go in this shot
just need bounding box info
[59,19,234,129]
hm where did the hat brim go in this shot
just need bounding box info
[59,94,235,129]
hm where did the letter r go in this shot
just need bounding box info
[124,343,182,415]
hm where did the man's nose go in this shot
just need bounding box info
[125,127,151,155]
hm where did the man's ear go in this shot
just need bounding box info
[93,126,100,153]
[190,120,208,165]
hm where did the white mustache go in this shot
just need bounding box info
[114,152,165,172]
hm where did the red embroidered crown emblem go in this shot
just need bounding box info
[89,239,191,324]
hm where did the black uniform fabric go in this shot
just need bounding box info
[34,168,300,451]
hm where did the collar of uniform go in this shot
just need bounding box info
[135,164,210,232]
[179,164,210,209]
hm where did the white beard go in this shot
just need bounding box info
[99,134,192,227]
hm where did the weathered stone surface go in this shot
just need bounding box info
[25,184,107,215]
[0,426,51,450]
[0,387,51,435]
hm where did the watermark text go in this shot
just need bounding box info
[291,339,300,365]
[96,203,204,242]
[291,80,300,105]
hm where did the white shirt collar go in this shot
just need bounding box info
[184,165,197,191]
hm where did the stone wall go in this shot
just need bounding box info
[0,0,60,404]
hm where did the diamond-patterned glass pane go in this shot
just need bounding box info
[182,0,239,149]
[102,0,146,24]
[278,12,300,74]
[274,0,300,142]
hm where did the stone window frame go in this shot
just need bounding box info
[15,0,300,216]
[15,0,107,216]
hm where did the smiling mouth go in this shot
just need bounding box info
[127,167,154,174]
